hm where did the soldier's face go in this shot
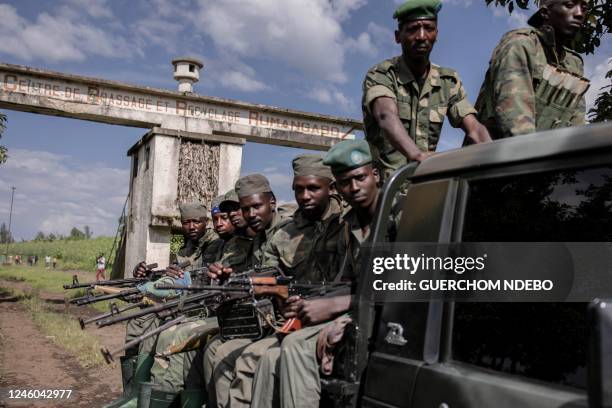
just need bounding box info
[395,19,437,60]
[223,202,249,229]
[293,175,331,221]
[335,165,380,210]
[543,0,587,39]
[212,212,235,239]
[181,217,207,241]
[240,193,276,232]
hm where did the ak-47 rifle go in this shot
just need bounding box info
[66,260,208,306]
[63,263,160,290]
[79,301,145,329]
[156,275,349,335]
[93,266,280,327]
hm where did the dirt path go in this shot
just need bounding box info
[0,280,126,407]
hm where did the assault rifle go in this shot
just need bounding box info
[63,263,160,290]
[156,276,349,334]
[93,266,281,327]
[79,301,145,329]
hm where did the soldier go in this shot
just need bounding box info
[476,0,590,139]
[203,174,294,407]
[215,154,344,408]
[278,140,383,408]
[146,195,238,407]
[363,0,490,179]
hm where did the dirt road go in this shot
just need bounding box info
[0,278,125,407]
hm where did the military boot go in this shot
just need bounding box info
[104,353,154,408]
[120,354,138,397]
[180,389,206,408]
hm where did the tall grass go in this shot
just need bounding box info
[6,237,114,271]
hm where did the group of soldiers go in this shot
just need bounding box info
[107,0,591,406]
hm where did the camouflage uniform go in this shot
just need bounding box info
[148,231,225,394]
[475,27,589,139]
[204,210,294,407]
[363,56,477,177]
[218,198,344,408]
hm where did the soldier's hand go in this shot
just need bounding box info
[298,298,339,326]
[282,295,304,319]
[165,264,184,279]
[207,263,233,282]
[133,261,148,278]
[412,150,434,162]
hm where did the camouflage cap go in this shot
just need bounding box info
[211,194,224,216]
[292,154,334,180]
[219,189,240,212]
[323,139,372,174]
[179,202,208,220]
[528,0,563,27]
[394,0,442,22]
[235,174,273,198]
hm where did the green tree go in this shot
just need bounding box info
[486,0,611,122]
[0,222,13,244]
[84,225,92,239]
[0,112,6,164]
[69,227,85,240]
[34,231,46,241]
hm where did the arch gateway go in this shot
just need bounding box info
[0,60,362,275]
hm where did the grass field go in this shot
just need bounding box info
[0,265,124,312]
[4,236,115,271]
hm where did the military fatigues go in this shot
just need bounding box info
[475,27,589,139]
[363,56,477,178]
[277,207,368,408]
[148,231,224,394]
[223,198,344,408]
[204,210,294,408]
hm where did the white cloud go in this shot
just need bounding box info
[0,149,129,239]
[584,57,612,113]
[220,70,270,93]
[191,0,366,83]
[0,4,133,62]
[346,32,377,57]
[63,0,114,19]
[441,0,473,7]
[307,85,355,112]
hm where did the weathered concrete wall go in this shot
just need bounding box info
[125,128,244,273]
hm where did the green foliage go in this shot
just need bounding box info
[7,236,114,270]
[588,69,612,122]
[0,222,13,244]
[0,265,82,293]
[69,227,86,240]
[171,234,184,255]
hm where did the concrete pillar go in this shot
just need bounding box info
[125,127,244,276]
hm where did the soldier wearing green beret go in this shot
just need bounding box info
[363,0,491,180]
[475,0,590,139]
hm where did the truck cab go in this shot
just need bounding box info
[329,123,612,408]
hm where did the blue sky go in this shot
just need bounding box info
[0,0,609,240]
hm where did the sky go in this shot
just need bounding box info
[0,0,609,240]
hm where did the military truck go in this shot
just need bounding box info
[324,122,612,408]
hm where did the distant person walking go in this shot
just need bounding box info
[52,256,57,269]
[95,254,106,281]
[44,255,51,269]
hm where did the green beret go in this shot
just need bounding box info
[292,154,333,180]
[323,140,372,174]
[211,194,224,215]
[235,174,272,198]
[394,0,442,22]
[179,202,208,220]
[219,189,240,212]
